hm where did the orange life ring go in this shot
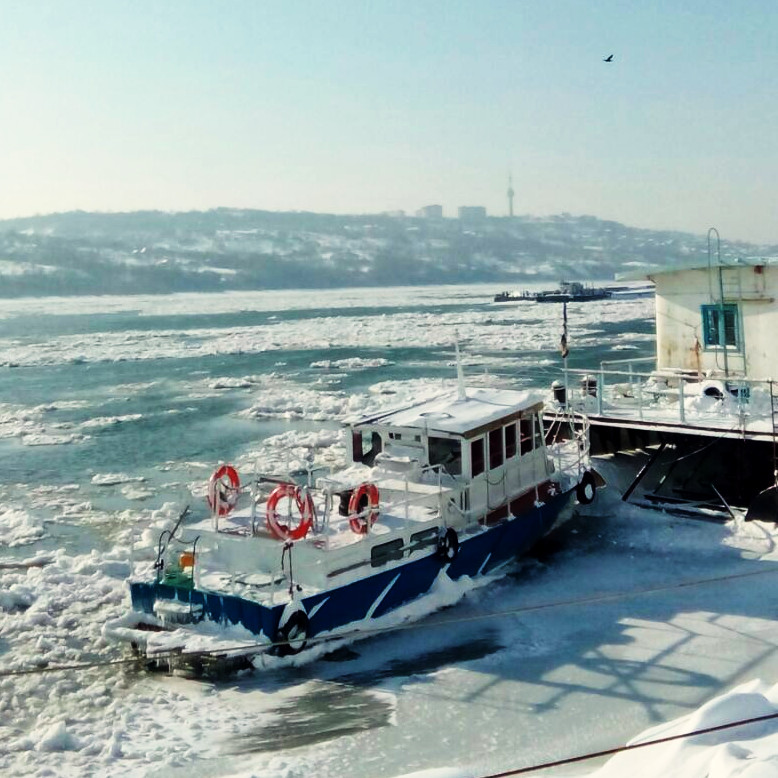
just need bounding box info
[207,464,240,516]
[348,482,380,534]
[266,483,314,541]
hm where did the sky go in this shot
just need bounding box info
[2,1,777,243]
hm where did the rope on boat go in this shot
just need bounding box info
[2,563,778,679]
[478,710,778,777]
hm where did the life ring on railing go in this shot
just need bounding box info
[348,482,380,534]
[207,464,240,516]
[266,483,314,541]
[576,470,597,505]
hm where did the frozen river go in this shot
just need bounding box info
[143,503,778,778]
[1,284,776,777]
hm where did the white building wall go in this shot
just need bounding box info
[650,264,778,379]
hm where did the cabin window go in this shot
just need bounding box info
[701,304,740,348]
[428,436,462,475]
[533,415,545,450]
[489,428,503,469]
[470,438,485,476]
[352,429,382,466]
[505,422,517,459]
[519,418,533,455]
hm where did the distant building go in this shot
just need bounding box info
[507,175,515,218]
[381,210,406,218]
[458,206,487,222]
[415,204,443,219]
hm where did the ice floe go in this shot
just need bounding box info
[310,357,393,370]
[0,508,45,548]
[91,474,147,487]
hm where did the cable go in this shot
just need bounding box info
[1,656,142,678]
[2,563,777,680]
[478,709,778,777]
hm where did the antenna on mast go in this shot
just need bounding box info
[455,337,467,401]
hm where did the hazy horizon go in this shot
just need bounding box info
[4,1,778,244]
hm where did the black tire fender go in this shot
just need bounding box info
[576,470,597,505]
[275,609,309,656]
[437,527,459,562]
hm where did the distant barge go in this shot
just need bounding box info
[494,281,613,304]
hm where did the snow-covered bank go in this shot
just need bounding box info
[589,679,778,778]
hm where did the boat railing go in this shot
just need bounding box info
[298,464,456,541]
[556,365,776,430]
[543,408,591,483]
[156,531,200,588]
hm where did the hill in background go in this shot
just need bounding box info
[0,209,774,297]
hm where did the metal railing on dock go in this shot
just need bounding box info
[555,358,776,433]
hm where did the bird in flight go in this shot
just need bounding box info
[603,54,614,62]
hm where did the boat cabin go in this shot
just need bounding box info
[347,387,553,524]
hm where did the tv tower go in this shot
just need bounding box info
[507,174,515,218]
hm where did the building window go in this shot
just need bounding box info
[470,438,485,476]
[489,428,503,469]
[701,304,740,348]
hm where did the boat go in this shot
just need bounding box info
[494,280,613,304]
[110,371,597,674]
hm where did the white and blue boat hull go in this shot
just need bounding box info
[129,487,574,653]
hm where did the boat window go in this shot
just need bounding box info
[533,415,544,450]
[519,418,533,455]
[428,436,462,475]
[701,304,740,348]
[353,429,382,466]
[489,428,503,469]
[351,431,363,463]
[470,438,485,476]
[409,528,439,553]
[389,432,402,440]
[371,539,404,568]
[505,422,517,458]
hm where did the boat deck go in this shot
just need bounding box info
[171,480,457,605]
